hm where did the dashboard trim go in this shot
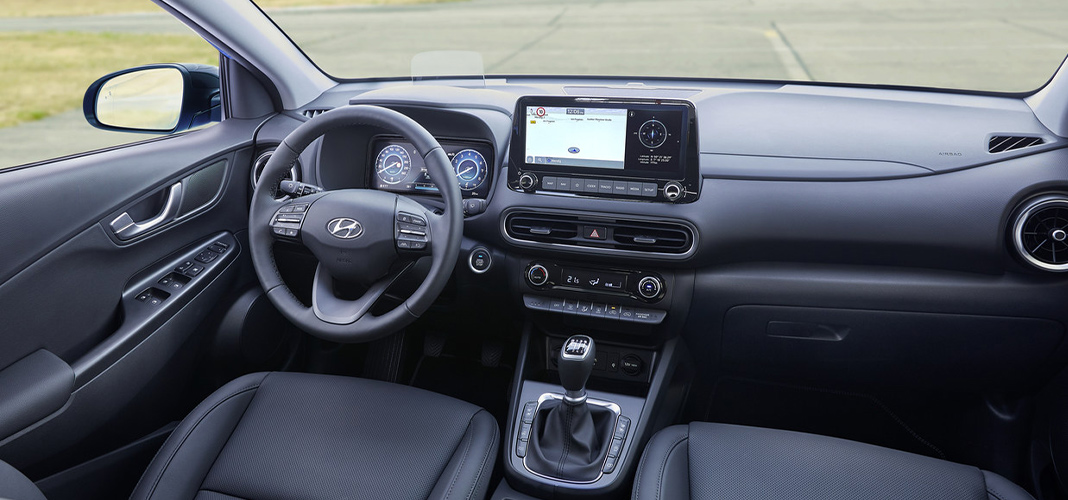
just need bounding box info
[499,207,699,261]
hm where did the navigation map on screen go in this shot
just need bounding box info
[524,106,627,170]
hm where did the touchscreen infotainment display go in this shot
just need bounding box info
[519,100,689,179]
[525,107,628,170]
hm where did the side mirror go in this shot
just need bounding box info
[83,63,220,134]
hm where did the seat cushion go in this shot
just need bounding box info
[131,372,498,500]
[0,459,45,500]
[632,422,1034,500]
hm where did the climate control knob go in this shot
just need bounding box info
[527,264,549,286]
[637,276,663,299]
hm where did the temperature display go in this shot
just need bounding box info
[560,268,628,292]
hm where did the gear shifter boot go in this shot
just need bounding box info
[525,399,616,482]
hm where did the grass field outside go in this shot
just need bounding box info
[0,0,464,131]
[0,31,217,129]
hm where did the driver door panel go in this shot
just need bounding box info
[0,120,259,476]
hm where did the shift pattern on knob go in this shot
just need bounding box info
[563,337,591,359]
[559,335,595,404]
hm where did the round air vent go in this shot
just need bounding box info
[251,148,301,197]
[1012,195,1068,272]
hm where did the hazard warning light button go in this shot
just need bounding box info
[582,226,608,240]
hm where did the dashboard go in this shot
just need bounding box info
[369,136,494,199]
[285,77,1068,401]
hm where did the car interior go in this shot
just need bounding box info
[3,0,1068,499]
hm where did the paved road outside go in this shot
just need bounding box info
[3,0,1068,168]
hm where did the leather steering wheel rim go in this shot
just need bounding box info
[248,105,463,343]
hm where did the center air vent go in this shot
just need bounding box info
[989,136,1044,154]
[251,149,301,198]
[503,210,696,258]
[1012,195,1068,272]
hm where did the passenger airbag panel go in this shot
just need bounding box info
[722,305,1064,391]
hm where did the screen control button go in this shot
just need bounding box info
[642,183,658,197]
[598,179,614,194]
[628,182,644,196]
[542,176,557,190]
[583,179,599,192]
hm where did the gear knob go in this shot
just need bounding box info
[559,335,595,404]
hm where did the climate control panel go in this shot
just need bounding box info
[523,261,666,303]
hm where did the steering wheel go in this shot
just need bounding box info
[249,105,462,343]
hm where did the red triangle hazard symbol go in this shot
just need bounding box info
[590,229,600,238]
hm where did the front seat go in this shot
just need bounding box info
[633,422,1033,500]
[129,372,499,500]
[3,372,499,499]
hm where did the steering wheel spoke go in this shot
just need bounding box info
[311,263,410,325]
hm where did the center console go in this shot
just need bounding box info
[493,95,698,499]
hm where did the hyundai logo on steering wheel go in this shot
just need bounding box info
[327,217,363,239]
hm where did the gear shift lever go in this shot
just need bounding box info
[559,335,595,404]
[525,334,613,481]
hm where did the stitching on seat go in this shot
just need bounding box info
[654,432,689,500]
[632,428,654,500]
[141,379,264,499]
[444,418,475,500]
[464,410,499,500]
[982,471,1009,500]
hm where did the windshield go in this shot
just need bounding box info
[263,0,1068,93]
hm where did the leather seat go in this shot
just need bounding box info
[130,372,499,500]
[633,422,1034,500]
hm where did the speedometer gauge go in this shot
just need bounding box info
[375,145,412,185]
[452,149,488,191]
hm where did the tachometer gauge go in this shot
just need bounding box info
[375,144,412,185]
[452,149,488,191]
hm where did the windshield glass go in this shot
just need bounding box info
[263,0,1068,93]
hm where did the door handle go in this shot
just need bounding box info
[109,182,183,240]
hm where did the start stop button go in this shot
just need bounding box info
[468,247,492,274]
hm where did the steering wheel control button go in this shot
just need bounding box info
[468,247,492,274]
[638,275,663,299]
[526,264,549,286]
[582,226,608,240]
[291,204,308,213]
